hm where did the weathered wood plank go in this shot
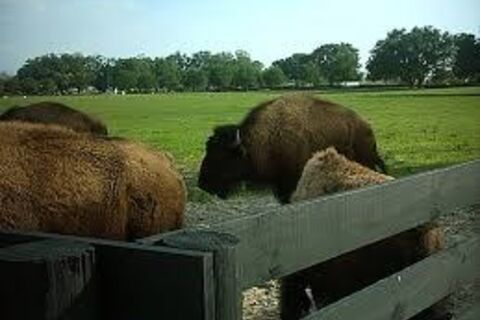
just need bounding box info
[0,230,215,320]
[0,239,96,320]
[95,242,215,320]
[302,236,480,320]
[162,230,242,320]
[458,303,480,320]
[208,160,480,288]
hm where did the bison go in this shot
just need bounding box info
[198,95,386,203]
[0,122,185,240]
[0,101,108,135]
[291,146,394,201]
[283,147,447,320]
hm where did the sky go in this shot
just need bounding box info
[0,0,479,74]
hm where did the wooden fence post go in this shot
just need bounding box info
[0,239,96,320]
[161,230,241,320]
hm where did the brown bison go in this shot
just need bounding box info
[0,101,108,135]
[0,122,185,240]
[198,95,386,203]
[283,147,447,320]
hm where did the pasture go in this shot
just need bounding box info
[1,87,479,319]
[1,86,479,199]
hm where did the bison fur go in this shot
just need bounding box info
[199,95,386,203]
[0,101,108,135]
[0,122,185,240]
[282,147,446,319]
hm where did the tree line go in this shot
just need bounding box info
[1,26,479,95]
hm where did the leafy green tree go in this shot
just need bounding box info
[232,50,263,90]
[183,68,208,91]
[367,26,453,86]
[15,53,100,93]
[112,59,139,91]
[311,43,361,85]
[136,58,156,91]
[262,66,287,88]
[299,61,324,87]
[154,57,182,91]
[94,57,115,92]
[3,76,21,95]
[453,33,480,83]
[167,52,190,71]
[0,72,10,95]
[272,53,309,87]
[208,52,235,90]
[189,51,212,70]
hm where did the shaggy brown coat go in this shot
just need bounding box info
[0,101,108,135]
[283,147,446,320]
[291,147,394,201]
[0,122,185,240]
[199,94,385,203]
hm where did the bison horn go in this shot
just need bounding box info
[232,129,241,147]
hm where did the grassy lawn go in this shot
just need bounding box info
[1,87,479,184]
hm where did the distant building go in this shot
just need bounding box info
[340,81,361,87]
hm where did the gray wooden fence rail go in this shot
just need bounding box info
[142,159,480,319]
[1,160,479,319]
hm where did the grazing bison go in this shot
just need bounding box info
[198,95,386,203]
[283,147,447,320]
[0,122,185,240]
[0,101,108,135]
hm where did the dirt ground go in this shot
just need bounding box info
[185,195,479,320]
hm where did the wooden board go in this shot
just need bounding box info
[209,160,480,288]
[302,236,480,320]
[458,303,480,320]
[0,239,96,320]
[162,230,242,320]
[0,231,215,320]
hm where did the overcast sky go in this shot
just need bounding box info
[0,0,479,74]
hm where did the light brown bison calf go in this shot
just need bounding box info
[282,147,447,320]
[0,122,185,240]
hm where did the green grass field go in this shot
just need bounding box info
[1,87,479,187]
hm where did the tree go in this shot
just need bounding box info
[367,26,454,86]
[453,33,480,83]
[311,43,361,85]
[262,66,287,88]
[14,53,101,93]
[0,72,11,95]
[208,52,235,91]
[136,57,156,92]
[232,50,263,90]
[112,58,139,91]
[299,61,324,87]
[94,57,115,92]
[3,76,21,95]
[154,57,182,91]
[183,68,208,91]
[272,53,309,87]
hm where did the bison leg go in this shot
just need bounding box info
[272,175,298,204]
[280,272,312,320]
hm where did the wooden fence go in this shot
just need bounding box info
[1,160,479,319]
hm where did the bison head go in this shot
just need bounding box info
[198,125,250,198]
